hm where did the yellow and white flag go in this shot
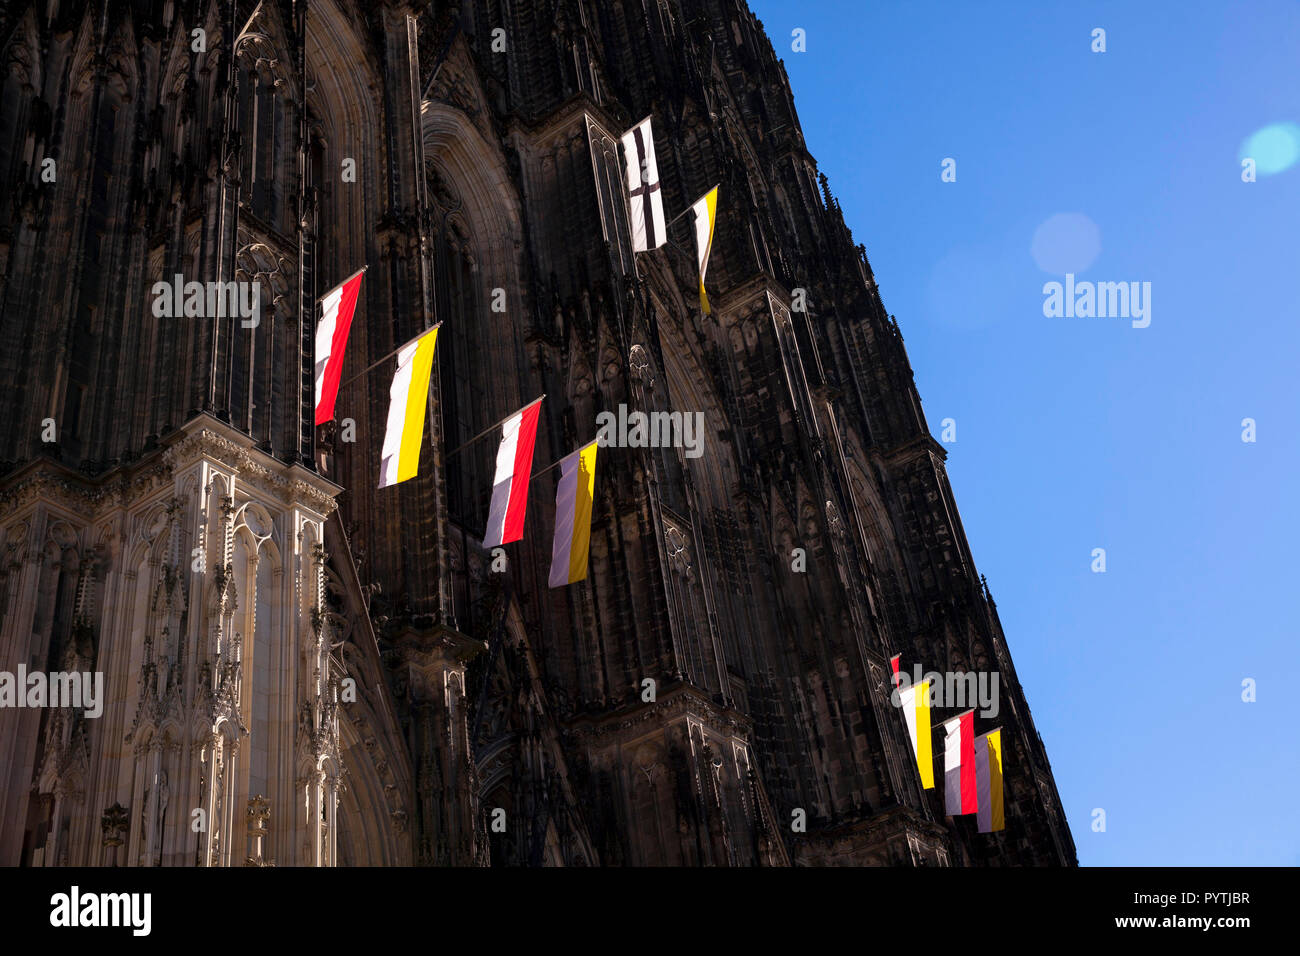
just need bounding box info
[378,326,439,489]
[898,678,934,789]
[548,440,598,587]
[975,728,1004,832]
[691,186,718,314]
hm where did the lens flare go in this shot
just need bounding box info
[1239,122,1300,176]
[1031,213,1101,275]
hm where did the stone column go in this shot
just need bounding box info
[391,625,485,865]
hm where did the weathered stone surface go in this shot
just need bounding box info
[0,0,1074,866]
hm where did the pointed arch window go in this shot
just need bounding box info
[585,114,634,275]
[433,205,492,530]
[236,57,295,235]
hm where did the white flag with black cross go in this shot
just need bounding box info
[620,116,667,252]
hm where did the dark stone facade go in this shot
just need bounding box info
[0,0,1075,865]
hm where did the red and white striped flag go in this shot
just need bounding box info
[482,398,544,547]
[314,268,365,425]
[942,710,978,816]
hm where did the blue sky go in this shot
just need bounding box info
[748,0,1300,865]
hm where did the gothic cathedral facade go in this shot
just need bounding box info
[0,0,1076,866]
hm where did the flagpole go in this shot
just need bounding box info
[444,395,546,461]
[662,184,719,231]
[617,114,654,162]
[662,205,695,231]
[530,458,564,482]
[320,264,368,303]
[930,708,976,729]
[337,322,441,391]
[529,438,598,483]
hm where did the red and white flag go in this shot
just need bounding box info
[482,398,544,547]
[314,268,365,425]
[942,710,978,816]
